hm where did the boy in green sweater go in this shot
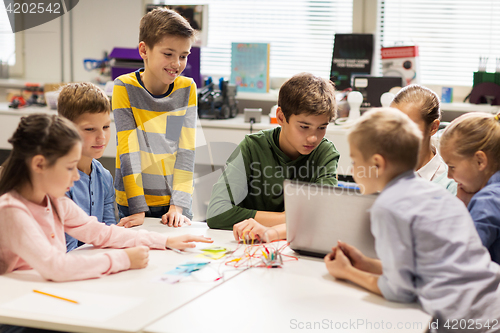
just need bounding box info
[206,72,339,241]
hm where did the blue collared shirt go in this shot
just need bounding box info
[468,170,500,264]
[65,159,116,251]
[371,171,500,321]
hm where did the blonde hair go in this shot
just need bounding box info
[140,8,195,49]
[348,108,422,171]
[278,72,337,122]
[440,111,500,171]
[391,84,441,129]
[57,82,110,122]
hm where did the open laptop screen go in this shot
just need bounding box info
[284,180,378,259]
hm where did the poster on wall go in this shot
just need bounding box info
[330,34,374,91]
[230,42,270,93]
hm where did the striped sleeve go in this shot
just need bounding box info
[170,79,197,209]
[113,76,148,215]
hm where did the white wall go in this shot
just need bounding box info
[23,16,62,82]
[351,0,470,102]
[23,0,144,83]
[17,0,472,103]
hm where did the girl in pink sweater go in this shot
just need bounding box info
[0,114,212,282]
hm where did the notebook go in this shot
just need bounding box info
[284,180,378,258]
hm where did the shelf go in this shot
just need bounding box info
[440,102,500,114]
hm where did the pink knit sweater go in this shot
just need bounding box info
[0,191,168,281]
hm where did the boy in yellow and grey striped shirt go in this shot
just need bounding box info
[113,8,197,228]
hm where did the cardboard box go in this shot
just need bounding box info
[381,45,420,86]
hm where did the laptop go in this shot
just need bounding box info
[284,180,378,259]
[352,75,403,109]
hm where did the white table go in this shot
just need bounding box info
[0,219,431,333]
[0,220,244,333]
[144,254,431,333]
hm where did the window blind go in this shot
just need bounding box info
[0,0,15,65]
[379,0,500,86]
[154,0,353,79]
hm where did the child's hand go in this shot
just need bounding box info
[162,205,191,227]
[117,212,145,228]
[457,186,476,207]
[124,246,149,269]
[233,218,274,243]
[166,234,213,251]
[329,241,381,274]
[332,241,366,270]
[324,246,354,280]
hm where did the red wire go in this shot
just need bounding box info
[223,241,298,269]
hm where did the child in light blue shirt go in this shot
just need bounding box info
[66,158,116,249]
[58,82,117,251]
[325,108,500,333]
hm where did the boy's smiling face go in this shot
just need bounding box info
[277,108,330,160]
[139,35,192,95]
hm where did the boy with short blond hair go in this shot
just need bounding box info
[325,108,500,332]
[58,82,116,251]
[58,82,111,122]
[207,72,340,238]
[113,8,197,228]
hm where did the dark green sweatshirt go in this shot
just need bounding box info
[206,127,340,229]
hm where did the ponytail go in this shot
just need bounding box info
[391,84,441,128]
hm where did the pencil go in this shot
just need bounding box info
[33,289,79,304]
[166,246,184,254]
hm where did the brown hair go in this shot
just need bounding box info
[440,111,500,171]
[140,8,196,49]
[278,72,337,122]
[391,84,441,129]
[348,107,422,171]
[0,114,81,195]
[57,82,110,122]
